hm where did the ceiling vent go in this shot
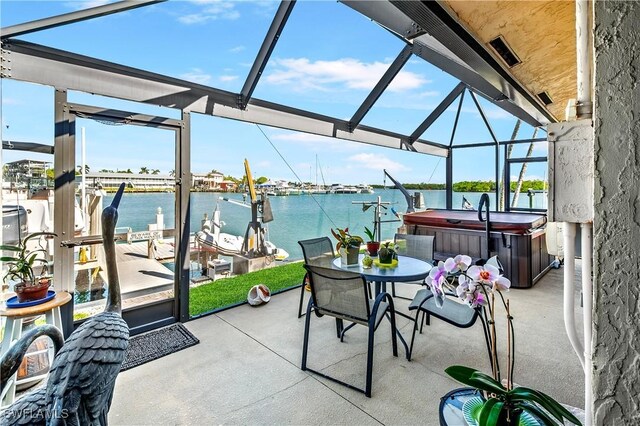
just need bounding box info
[537,91,554,106]
[488,36,521,68]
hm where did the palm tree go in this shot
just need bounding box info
[169,169,175,177]
[139,167,149,174]
[151,169,160,175]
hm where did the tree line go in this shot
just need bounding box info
[372,180,546,192]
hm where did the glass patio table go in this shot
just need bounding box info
[332,254,432,295]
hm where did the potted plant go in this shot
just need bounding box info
[363,226,380,256]
[1,232,56,303]
[330,227,363,266]
[427,256,582,426]
[377,241,397,264]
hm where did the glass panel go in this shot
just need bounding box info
[1,1,272,94]
[451,146,497,210]
[72,117,175,320]
[252,1,406,118]
[360,61,460,138]
[508,161,548,210]
[1,80,56,300]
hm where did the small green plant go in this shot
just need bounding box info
[363,226,376,243]
[1,232,56,285]
[330,227,364,253]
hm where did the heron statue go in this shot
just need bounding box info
[1,182,129,425]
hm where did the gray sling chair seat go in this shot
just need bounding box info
[390,233,435,304]
[406,255,504,363]
[297,237,336,318]
[301,264,400,397]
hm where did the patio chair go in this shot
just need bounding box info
[297,237,336,318]
[391,233,435,299]
[406,289,492,363]
[301,264,400,397]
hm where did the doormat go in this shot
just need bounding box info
[120,323,199,371]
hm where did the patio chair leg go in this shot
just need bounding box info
[301,298,314,370]
[391,282,396,297]
[365,326,375,398]
[298,273,309,318]
[335,318,344,339]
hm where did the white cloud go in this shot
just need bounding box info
[179,0,240,24]
[265,58,428,93]
[417,90,440,98]
[460,106,513,120]
[270,132,361,153]
[219,75,238,82]
[180,68,212,84]
[229,46,245,53]
[347,153,410,173]
[66,0,111,10]
[1,97,22,106]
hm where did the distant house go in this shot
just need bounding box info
[4,159,52,189]
[192,172,223,190]
[220,180,237,192]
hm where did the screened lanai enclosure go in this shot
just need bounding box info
[1,0,576,334]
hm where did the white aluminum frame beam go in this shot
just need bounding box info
[0,0,165,40]
[2,39,448,157]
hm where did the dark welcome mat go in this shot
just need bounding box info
[121,323,199,371]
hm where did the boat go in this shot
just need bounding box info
[195,204,289,260]
[356,184,374,194]
[330,184,360,194]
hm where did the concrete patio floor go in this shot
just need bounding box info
[109,262,585,425]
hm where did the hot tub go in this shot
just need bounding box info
[403,209,554,288]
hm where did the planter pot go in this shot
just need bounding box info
[340,245,360,266]
[366,241,380,256]
[15,279,51,303]
[378,250,394,264]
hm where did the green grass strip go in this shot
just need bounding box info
[189,261,305,317]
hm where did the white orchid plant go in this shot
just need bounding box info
[426,255,581,425]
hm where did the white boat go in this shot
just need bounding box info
[195,206,289,260]
[356,184,374,194]
[330,184,360,194]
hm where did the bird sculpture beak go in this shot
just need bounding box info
[110,182,126,209]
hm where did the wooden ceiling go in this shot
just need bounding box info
[441,1,577,122]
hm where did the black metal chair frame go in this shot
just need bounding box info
[301,264,400,397]
[297,237,335,318]
[407,289,493,364]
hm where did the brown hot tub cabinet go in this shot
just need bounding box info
[403,209,554,288]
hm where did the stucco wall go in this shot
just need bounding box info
[593,1,640,424]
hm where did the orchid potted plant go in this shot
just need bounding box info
[363,226,380,256]
[330,227,363,266]
[427,255,582,426]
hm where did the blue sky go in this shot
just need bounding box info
[0,0,547,185]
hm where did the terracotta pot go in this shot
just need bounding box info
[366,241,380,256]
[15,279,51,303]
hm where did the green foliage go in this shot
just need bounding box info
[509,179,546,192]
[189,262,305,316]
[330,227,364,252]
[452,180,496,192]
[363,226,376,242]
[445,366,582,426]
[255,176,268,185]
[0,232,56,284]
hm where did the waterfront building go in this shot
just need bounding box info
[79,172,174,192]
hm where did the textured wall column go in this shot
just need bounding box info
[593,1,640,423]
